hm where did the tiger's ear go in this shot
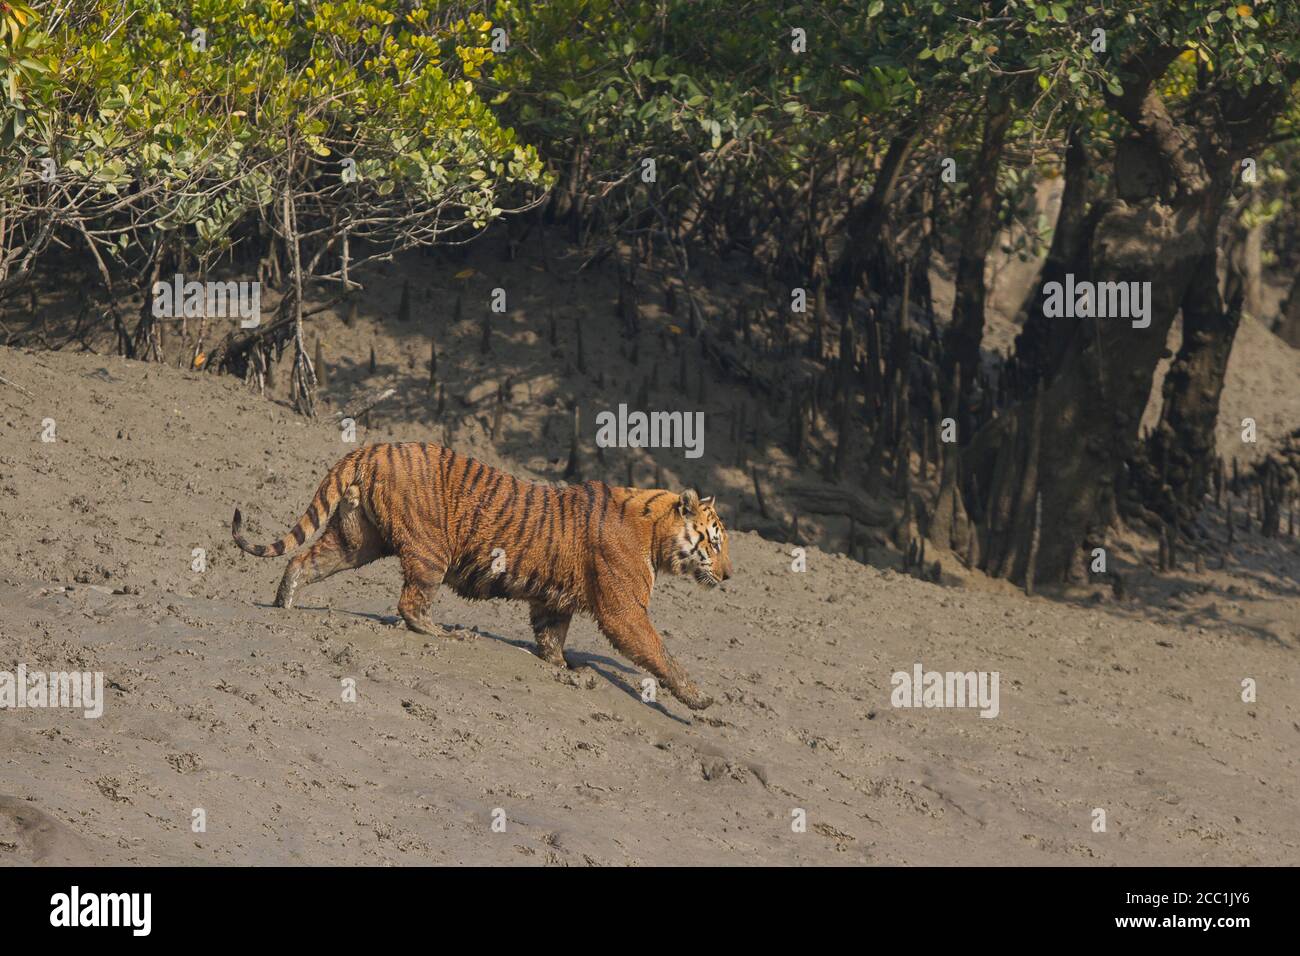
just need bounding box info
[678,489,701,516]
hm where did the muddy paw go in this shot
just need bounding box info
[673,683,714,711]
[535,645,568,668]
[402,614,440,636]
[273,580,296,609]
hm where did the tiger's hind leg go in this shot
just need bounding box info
[336,484,370,552]
[529,601,573,668]
[274,487,387,609]
[396,550,447,636]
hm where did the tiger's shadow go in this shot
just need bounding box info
[270,602,688,723]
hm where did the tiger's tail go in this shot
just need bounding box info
[231,450,364,557]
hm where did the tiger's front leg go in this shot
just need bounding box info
[594,605,713,711]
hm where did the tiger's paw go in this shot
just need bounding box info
[402,613,439,636]
[273,578,297,609]
[534,634,571,668]
[672,682,714,711]
[535,646,569,668]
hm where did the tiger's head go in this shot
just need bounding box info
[669,489,732,589]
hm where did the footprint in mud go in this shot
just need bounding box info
[553,666,600,690]
[659,737,768,787]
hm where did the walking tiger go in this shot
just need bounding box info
[232,442,731,710]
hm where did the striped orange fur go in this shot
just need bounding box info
[232,442,731,710]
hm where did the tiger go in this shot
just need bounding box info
[231,442,731,710]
